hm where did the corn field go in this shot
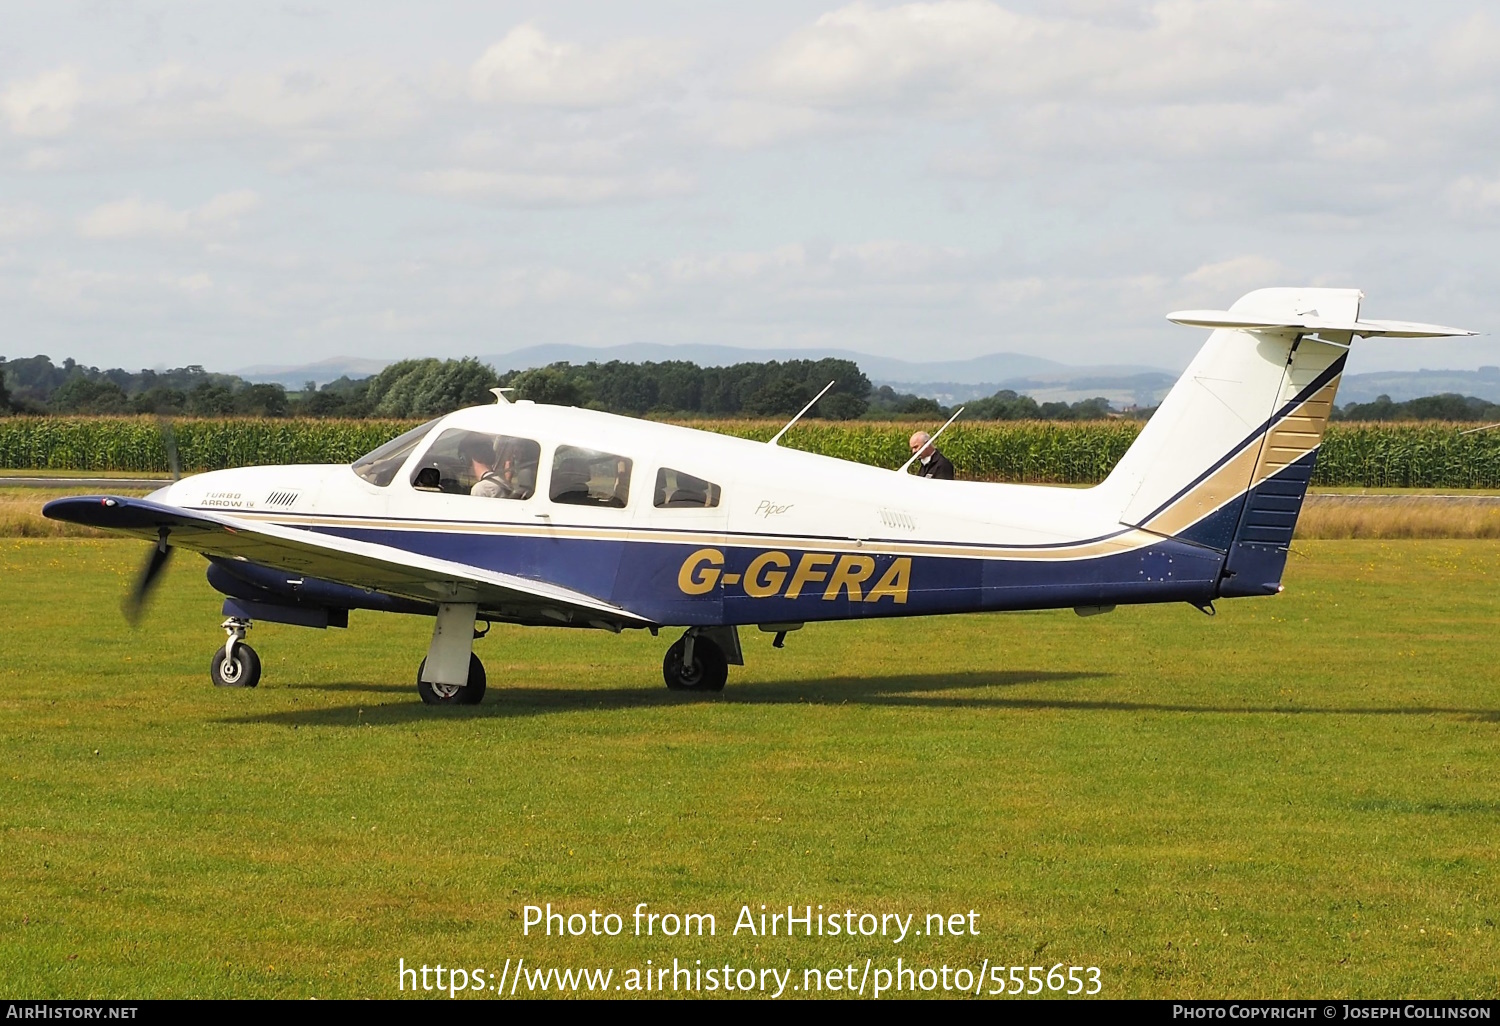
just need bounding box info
[700,419,1139,484]
[0,418,415,474]
[4,416,1500,488]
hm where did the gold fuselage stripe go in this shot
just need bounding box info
[206,507,1162,562]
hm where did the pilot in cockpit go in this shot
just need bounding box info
[461,435,507,498]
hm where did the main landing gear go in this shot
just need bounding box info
[415,602,487,706]
[211,617,261,688]
[417,653,487,706]
[663,630,730,692]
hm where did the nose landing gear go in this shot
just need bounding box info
[211,616,261,688]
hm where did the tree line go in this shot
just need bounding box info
[0,353,1127,422]
[1328,393,1500,422]
[7,351,1498,424]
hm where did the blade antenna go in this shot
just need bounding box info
[897,406,966,475]
[767,380,837,447]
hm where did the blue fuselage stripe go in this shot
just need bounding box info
[307,524,1223,625]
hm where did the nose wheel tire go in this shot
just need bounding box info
[417,653,487,705]
[211,643,261,688]
[663,636,728,692]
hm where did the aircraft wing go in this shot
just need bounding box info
[43,495,655,628]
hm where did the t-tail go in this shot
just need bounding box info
[1095,288,1475,599]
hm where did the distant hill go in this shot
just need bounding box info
[237,343,1166,390]
[234,346,1500,411]
[886,373,1179,409]
[234,357,392,389]
[1338,367,1500,405]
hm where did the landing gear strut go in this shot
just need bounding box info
[663,631,728,692]
[416,602,486,705]
[211,616,261,688]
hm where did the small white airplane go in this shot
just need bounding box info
[45,288,1474,704]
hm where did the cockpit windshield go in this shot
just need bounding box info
[351,418,442,486]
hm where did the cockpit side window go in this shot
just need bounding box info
[654,468,721,509]
[550,446,632,508]
[409,429,541,500]
[352,418,442,487]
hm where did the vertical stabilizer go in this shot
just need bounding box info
[1096,287,1473,597]
[1093,288,1358,595]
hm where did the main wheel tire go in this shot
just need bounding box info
[417,653,487,706]
[663,635,728,692]
[211,643,261,688]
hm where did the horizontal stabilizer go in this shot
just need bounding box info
[1167,310,1476,339]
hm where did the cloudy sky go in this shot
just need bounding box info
[2,0,1497,375]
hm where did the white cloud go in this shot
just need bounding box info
[692,101,831,148]
[195,190,261,225]
[663,240,969,287]
[20,147,66,171]
[412,168,692,206]
[469,24,688,107]
[77,190,260,241]
[1,67,82,137]
[27,265,221,310]
[0,203,50,238]
[206,66,421,134]
[749,0,1347,108]
[1449,174,1500,219]
[1430,10,1500,85]
[1181,255,1289,295]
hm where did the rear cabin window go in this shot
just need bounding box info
[409,429,541,500]
[550,446,632,508]
[654,468,721,509]
[352,418,442,487]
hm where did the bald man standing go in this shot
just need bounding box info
[909,431,955,479]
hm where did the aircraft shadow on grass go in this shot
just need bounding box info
[219,670,1500,728]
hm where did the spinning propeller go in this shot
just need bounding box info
[122,419,181,624]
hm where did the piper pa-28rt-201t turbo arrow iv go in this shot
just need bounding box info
[45,288,1476,704]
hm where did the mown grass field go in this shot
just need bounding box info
[1,537,1497,999]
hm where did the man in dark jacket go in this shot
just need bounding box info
[909,431,955,479]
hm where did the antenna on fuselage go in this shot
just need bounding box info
[896,406,966,475]
[490,387,514,404]
[767,380,837,447]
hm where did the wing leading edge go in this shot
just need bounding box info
[43,495,654,629]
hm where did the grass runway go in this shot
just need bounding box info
[1,537,1497,998]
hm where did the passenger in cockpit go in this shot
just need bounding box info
[501,439,539,500]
